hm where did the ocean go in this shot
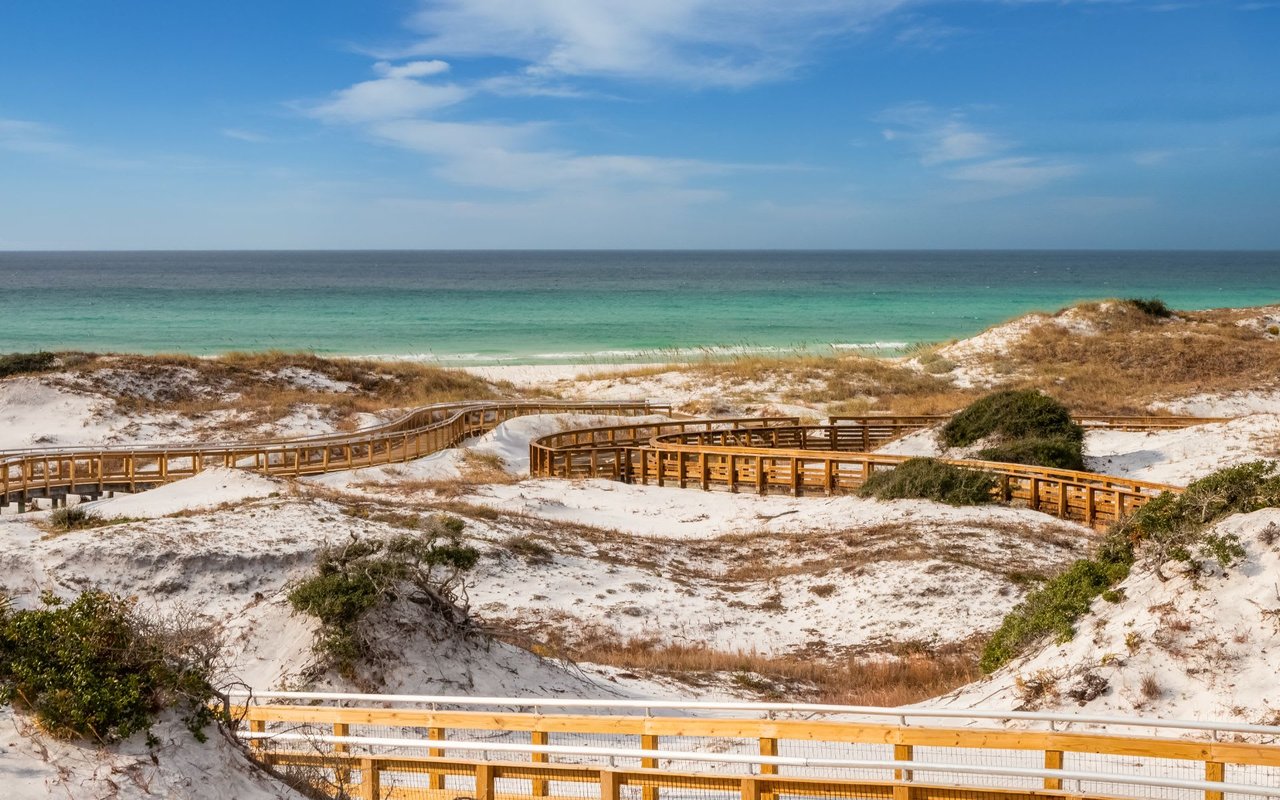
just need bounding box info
[2,250,1278,364]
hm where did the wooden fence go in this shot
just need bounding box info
[529,419,1186,528]
[0,400,668,510]
[231,701,1280,800]
[828,415,1233,432]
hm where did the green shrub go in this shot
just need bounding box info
[48,506,93,531]
[0,591,219,742]
[980,530,1133,673]
[1120,460,1278,574]
[288,517,478,677]
[981,461,1279,673]
[940,390,1083,449]
[975,437,1086,471]
[0,351,57,378]
[1124,298,1173,318]
[858,458,998,506]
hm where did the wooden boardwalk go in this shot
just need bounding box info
[529,414,1217,528]
[2,402,1224,526]
[229,693,1280,800]
[0,400,668,511]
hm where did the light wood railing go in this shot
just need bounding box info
[230,700,1280,800]
[1,400,668,510]
[828,414,1233,432]
[529,416,1202,527]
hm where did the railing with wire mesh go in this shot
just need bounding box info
[224,692,1280,800]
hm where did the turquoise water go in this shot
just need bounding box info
[1,251,1278,364]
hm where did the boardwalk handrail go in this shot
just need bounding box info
[225,689,1280,738]
[229,694,1280,800]
[237,732,1280,798]
[528,414,1203,527]
[1,399,669,509]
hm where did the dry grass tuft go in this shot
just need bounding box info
[46,350,507,434]
[989,305,1280,413]
[528,624,982,705]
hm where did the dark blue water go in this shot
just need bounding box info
[1,251,1277,362]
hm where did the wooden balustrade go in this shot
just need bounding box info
[529,419,1187,527]
[1,401,668,509]
[233,704,1280,800]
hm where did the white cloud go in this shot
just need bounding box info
[397,0,911,88]
[0,118,71,156]
[221,128,271,143]
[877,104,1003,165]
[308,75,468,122]
[368,118,743,191]
[946,157,1079,189]
[373,59,450,79]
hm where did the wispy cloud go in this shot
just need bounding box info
[878,103,1078,194]
[221,128,272,143]
[878,103,1005,165]
[395,0,913,88]
[306,61,469,122]
[0,117,136,168]
[946,157,1079,190]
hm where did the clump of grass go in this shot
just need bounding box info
[858,458,997,506]
[0,590,220,742]
[532,625,983,707]
[1124,298,1173,319]
[287,518,477,677]
[981,461,1277,673]
[48,506,94,531]
[0,351,58,378]
[503,534,553,564]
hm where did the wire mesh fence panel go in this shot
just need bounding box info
[1224,762,1280,800]
[909,745,1044,792]
[1065,749,1207,800]
[775,738,895,782]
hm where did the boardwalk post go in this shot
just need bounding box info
[641,734,659,800]
[599,769,622,800]
[532,730,549,797]
[759,737,778,800]
[893,743,914,800]
[475,763,495,800]
[428,726,445,791]
[359,758,379,800]
[1044,749,1063,790]
[1205,761,1225,800]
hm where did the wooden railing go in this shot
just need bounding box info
[1,400,669,510]
[829,414,1233,431]
[530,418,1193,527]
[229,697,1280,800]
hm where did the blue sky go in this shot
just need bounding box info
[1,1,1278,249]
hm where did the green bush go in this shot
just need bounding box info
[0,591,219,742]
[858,458,998,506]
[980,533,1133,673]
[975,437,1086,471]
[981,461,1279,673]
[940,390,1083,449]
[288,517,478,677]
[1124,298,1173,318]
[0,352,57,378]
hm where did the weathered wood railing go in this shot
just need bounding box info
[828,414,1233,431]
[529,418,1191,527]
[227,693,1280,800]
[1,400,669,510]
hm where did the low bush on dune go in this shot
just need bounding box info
[1123,297,1173,319]
[858,458,998,506]
[0,351,57,378]
[941,389,1083,449]
[975,437,1086,472]
[0,590,220,742]
[941,390,1084,470]
[980,461,1276,673]
[288,516,478,678]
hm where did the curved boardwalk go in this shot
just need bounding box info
[2,399,1227,526]
[529,413,1224,528]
